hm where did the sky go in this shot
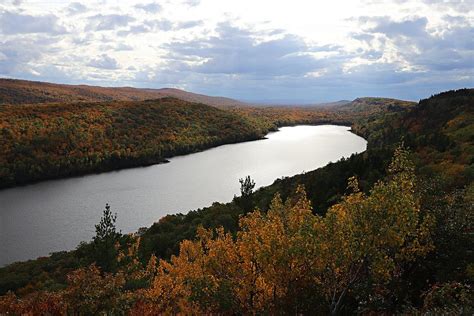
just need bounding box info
[0,0,473,103]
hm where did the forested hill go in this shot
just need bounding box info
[0,78,248,108]
[335,96,415,114]
[0,83,415,188]
[353,88,473,187]
[0,97,264,188]
[0,89,471,314]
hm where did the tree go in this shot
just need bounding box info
[140,145,435,314]
[63,265,126,314]
[236,175,256,212]
[319,145,434,314]
[239,175,255,197]
[92,204,121,272]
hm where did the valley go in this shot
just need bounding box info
[0,83,472,314]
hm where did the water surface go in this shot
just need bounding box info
[0,125,366,266]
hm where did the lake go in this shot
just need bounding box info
[0,125,366,266]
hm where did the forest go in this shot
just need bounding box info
[0,78,248,108]
[0,97,268,188]
[0,85,412,188]
[0,89,472,314]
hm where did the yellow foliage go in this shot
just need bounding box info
[138,145,434,314]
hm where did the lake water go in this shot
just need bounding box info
[0,125,366,266]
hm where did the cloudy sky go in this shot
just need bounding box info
[0,0,473,102]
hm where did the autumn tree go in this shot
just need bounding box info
[139,145,435,314]
[62,264,127,314]
[317,145,434,314]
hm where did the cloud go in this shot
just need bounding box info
[117,19,174,36]
[175,20,203,29]
[135,2,162,13]
[86,14,135,31]
[0,10,66,34]
[182,0,201,7]
[0,39,42,74]
[354,16,474,74]
[420,0,473,13]
[87,54,119,69]
[165,23,344,77]
[0,0,472,102]
[116,18,203,36]
[115,43,133,51]
[367,16,428,37]
[66,2,88,15]
[0,36,64,78]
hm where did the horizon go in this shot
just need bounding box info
[2,76,435,104]
[0,0,473,102]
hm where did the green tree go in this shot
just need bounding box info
[239,175,256,197]
[237,175,256,212]
[92,204,121,272]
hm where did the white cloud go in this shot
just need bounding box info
[135,2,162,13]
[0,0,472,101]
[0,10,67,34]
[86,14,135,31]
[87,54,119,69]
[67,2,88,15]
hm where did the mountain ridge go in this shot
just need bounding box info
[0,78,249,108]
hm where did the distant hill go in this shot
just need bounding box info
[149,87,249,108]
[335,97,415,113]
[0,78,248,108]
[244,100,351,107]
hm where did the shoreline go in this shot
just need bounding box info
[0,122,355,191]
[0,124,364,267]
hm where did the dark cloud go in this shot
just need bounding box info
[86,14,135,31]
[165,23,343,76]
[126,19,472,102]
[0,10,66,34]
[87,54,119,69]
[0,39,42,74]
[0,36,63,78]
[368,16,428,37]
[135,2,162,13]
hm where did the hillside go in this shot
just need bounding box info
[0,97,264,188]
[230,97,416,132]
[147,87,249,108]
[0,78,248,108]
[1,89,472,314]
[0,82,415,188]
